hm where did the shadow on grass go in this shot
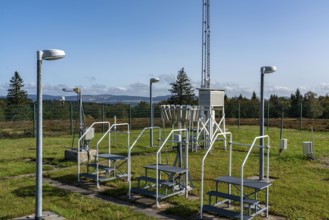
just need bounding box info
[47,173,77,186]
[13,185,67,198]
[102,186,128,198]
[164,204,199,219]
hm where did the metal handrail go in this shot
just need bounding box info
[156,128,189,207]
[240,135,270,220]
[128,126,161,199]
[200,134,270,219]
[95,123,129,188]
[200,132,232,219]
[77,121,110,182]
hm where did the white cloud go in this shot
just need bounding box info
[4,79,329,99]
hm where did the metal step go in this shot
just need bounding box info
[97,153,127,161]
[214,176,271,190]
[87,163,115,172]
[131,187,166,199]
[80,173,97,180]
[80,173,107,181]
[206,191,259,205]
[116,173,128,178]
[137,176,175,187]
[203,205,251,220]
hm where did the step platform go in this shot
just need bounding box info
[97,153,127,161]
[203,205,251,220]
[87,163,115,172]
[131,187,166,199]
[137,176,175,187]
[214,176,271,190]
[206,191,259,205]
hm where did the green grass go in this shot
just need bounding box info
[1,125,329,219]
[0,177,154,219]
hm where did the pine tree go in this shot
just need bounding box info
[6,71,29,105]
[5,72,31,121]
[167,68,197,105]
[289,89,303,117]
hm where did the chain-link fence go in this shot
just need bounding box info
[0,101,328,138]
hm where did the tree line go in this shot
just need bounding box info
[1,70,329,122]
[224,89,329,119]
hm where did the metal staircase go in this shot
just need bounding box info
[128,128,190,207]
[78,122,130,188]
[200,133,271,219]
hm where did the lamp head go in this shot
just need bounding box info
[261,66,277,74]
[63,87,81,94]
[73,88,81,94]
[150,77,160,83]
[39,49,65,60]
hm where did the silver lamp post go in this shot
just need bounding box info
[150,77,160,147]
[259,66,276,180]
[36,49,65,220]
[62,87,83,139]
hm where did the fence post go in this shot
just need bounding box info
[300,102,303,131]
[267,100,270,130]
[129,104,132,130]
[102,105,105,133]
[70,103,73,135]
[280,105,284,139]
[237,102,240,128]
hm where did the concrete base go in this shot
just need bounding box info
[64,148,97,163]
[14,211,66,220]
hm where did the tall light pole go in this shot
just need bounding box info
[150,77,160,147]
[259,66,276,180]
[62,87,84,139]
[36,49,65,220]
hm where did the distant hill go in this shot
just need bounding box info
[26,94,170,104]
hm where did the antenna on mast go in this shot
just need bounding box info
[201,0,210,88]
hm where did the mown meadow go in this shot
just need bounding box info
[0,125,328,219]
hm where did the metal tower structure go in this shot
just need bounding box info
[201,0,210,88]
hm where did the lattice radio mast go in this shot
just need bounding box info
[201,0,211,88]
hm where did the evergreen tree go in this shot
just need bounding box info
[289,89,303,117]
[251,91,258,100]
[167,68,197,105]
[6,71,29,105]
[245,91,259,118]
[5,72,31,121]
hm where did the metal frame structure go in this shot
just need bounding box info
[200,134,271,219]
[77,121,110,183]
[201,0,211,88]
[128,126,162,199]
[198,89,226,150]
[129,128,190,207]
[160,105,201,151]
[78,122,131,188]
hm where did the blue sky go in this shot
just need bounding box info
[1,0,329,98]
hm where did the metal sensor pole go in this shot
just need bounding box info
[259,66,276,180]
[150,78,159,147]
[35,49,65,220]
[259,72,265,180]
[35,51,43,220]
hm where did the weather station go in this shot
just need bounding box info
[197,0,226,149]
